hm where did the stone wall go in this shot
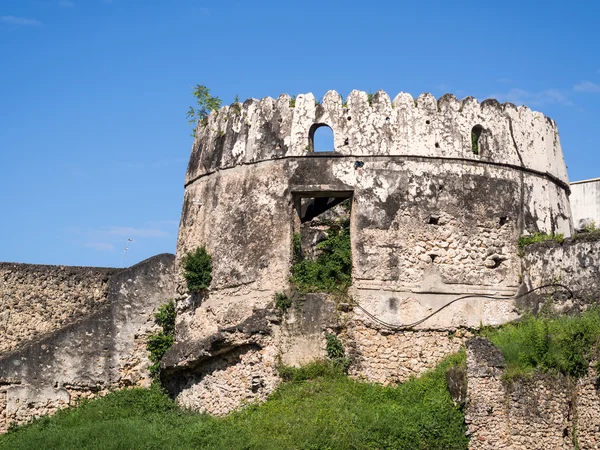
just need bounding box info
[0,253,175,433]
[465,337,600,450]
[0,263,118,354]
[570,178,600,228]
[348,319,469,384]
[522,234,600,308]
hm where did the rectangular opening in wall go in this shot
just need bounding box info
[291,191,353,294]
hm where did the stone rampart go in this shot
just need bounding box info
[170,89,576,414]
[0,263,118,354]
[187,90,569,189]
[0,253,175,433]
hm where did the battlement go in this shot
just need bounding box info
[186,90,569,188]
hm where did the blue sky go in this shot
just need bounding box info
[1,0,599,267]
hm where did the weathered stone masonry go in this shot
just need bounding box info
[0,263,118,354]
[465,336,600,450]
[0,254,175,432]
[166,89,578,414]
[2,87,599,442]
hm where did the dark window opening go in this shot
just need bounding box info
[309,124,335,152]
[292,192,353,293]
[471,125,484,155]
[499,216,508,226]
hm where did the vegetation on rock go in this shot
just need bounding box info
[146,301,176,379]
[186,84,222,131]
[290,217,352,295]
[518,231,564,249]
[482,308,600,380]
[181,246,212,294]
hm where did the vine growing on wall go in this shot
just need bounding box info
[146,301,176,379]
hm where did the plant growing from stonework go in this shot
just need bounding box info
[326,333,350,372]
[518,232,564,249]
[290,217,352,295]
[146,301,176,379]
[181,246,213,294]
[231,94,242,116]
[471,129,479,154]
[186,84,222,132]
[275,292,292,313]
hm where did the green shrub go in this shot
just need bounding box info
[518,232,564,249]
[326,334,345,359]
[146,301,176,378]
[274,292,292,313]
[325,334,350,372]
[290,219,352,295]
[181,246,213,293]
[153,301,176,335]
[482,309,600,379]
[186,84,222,134]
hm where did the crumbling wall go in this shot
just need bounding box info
[0,254,175,433]
[522,234,600,308]
[0,263,118,354]
[465,337,600,450]
[171,89,575,415]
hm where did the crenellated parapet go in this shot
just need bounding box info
[186,89,569,189]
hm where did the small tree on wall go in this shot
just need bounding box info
[186,85,222,131]
[181,246,213,294]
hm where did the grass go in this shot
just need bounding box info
[1,355,468,450]
[518,231,564,249]
[481,309,600,380]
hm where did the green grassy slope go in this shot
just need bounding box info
[1,356,468,450]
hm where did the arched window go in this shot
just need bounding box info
[471,125,484,155]
[309,124,334,152]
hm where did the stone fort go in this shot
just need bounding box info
[2,89,600,448]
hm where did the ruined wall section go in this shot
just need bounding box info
[465,337,600,450]
[522,234,600,307]
[0,263,118,354]
[0,254,175,433]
